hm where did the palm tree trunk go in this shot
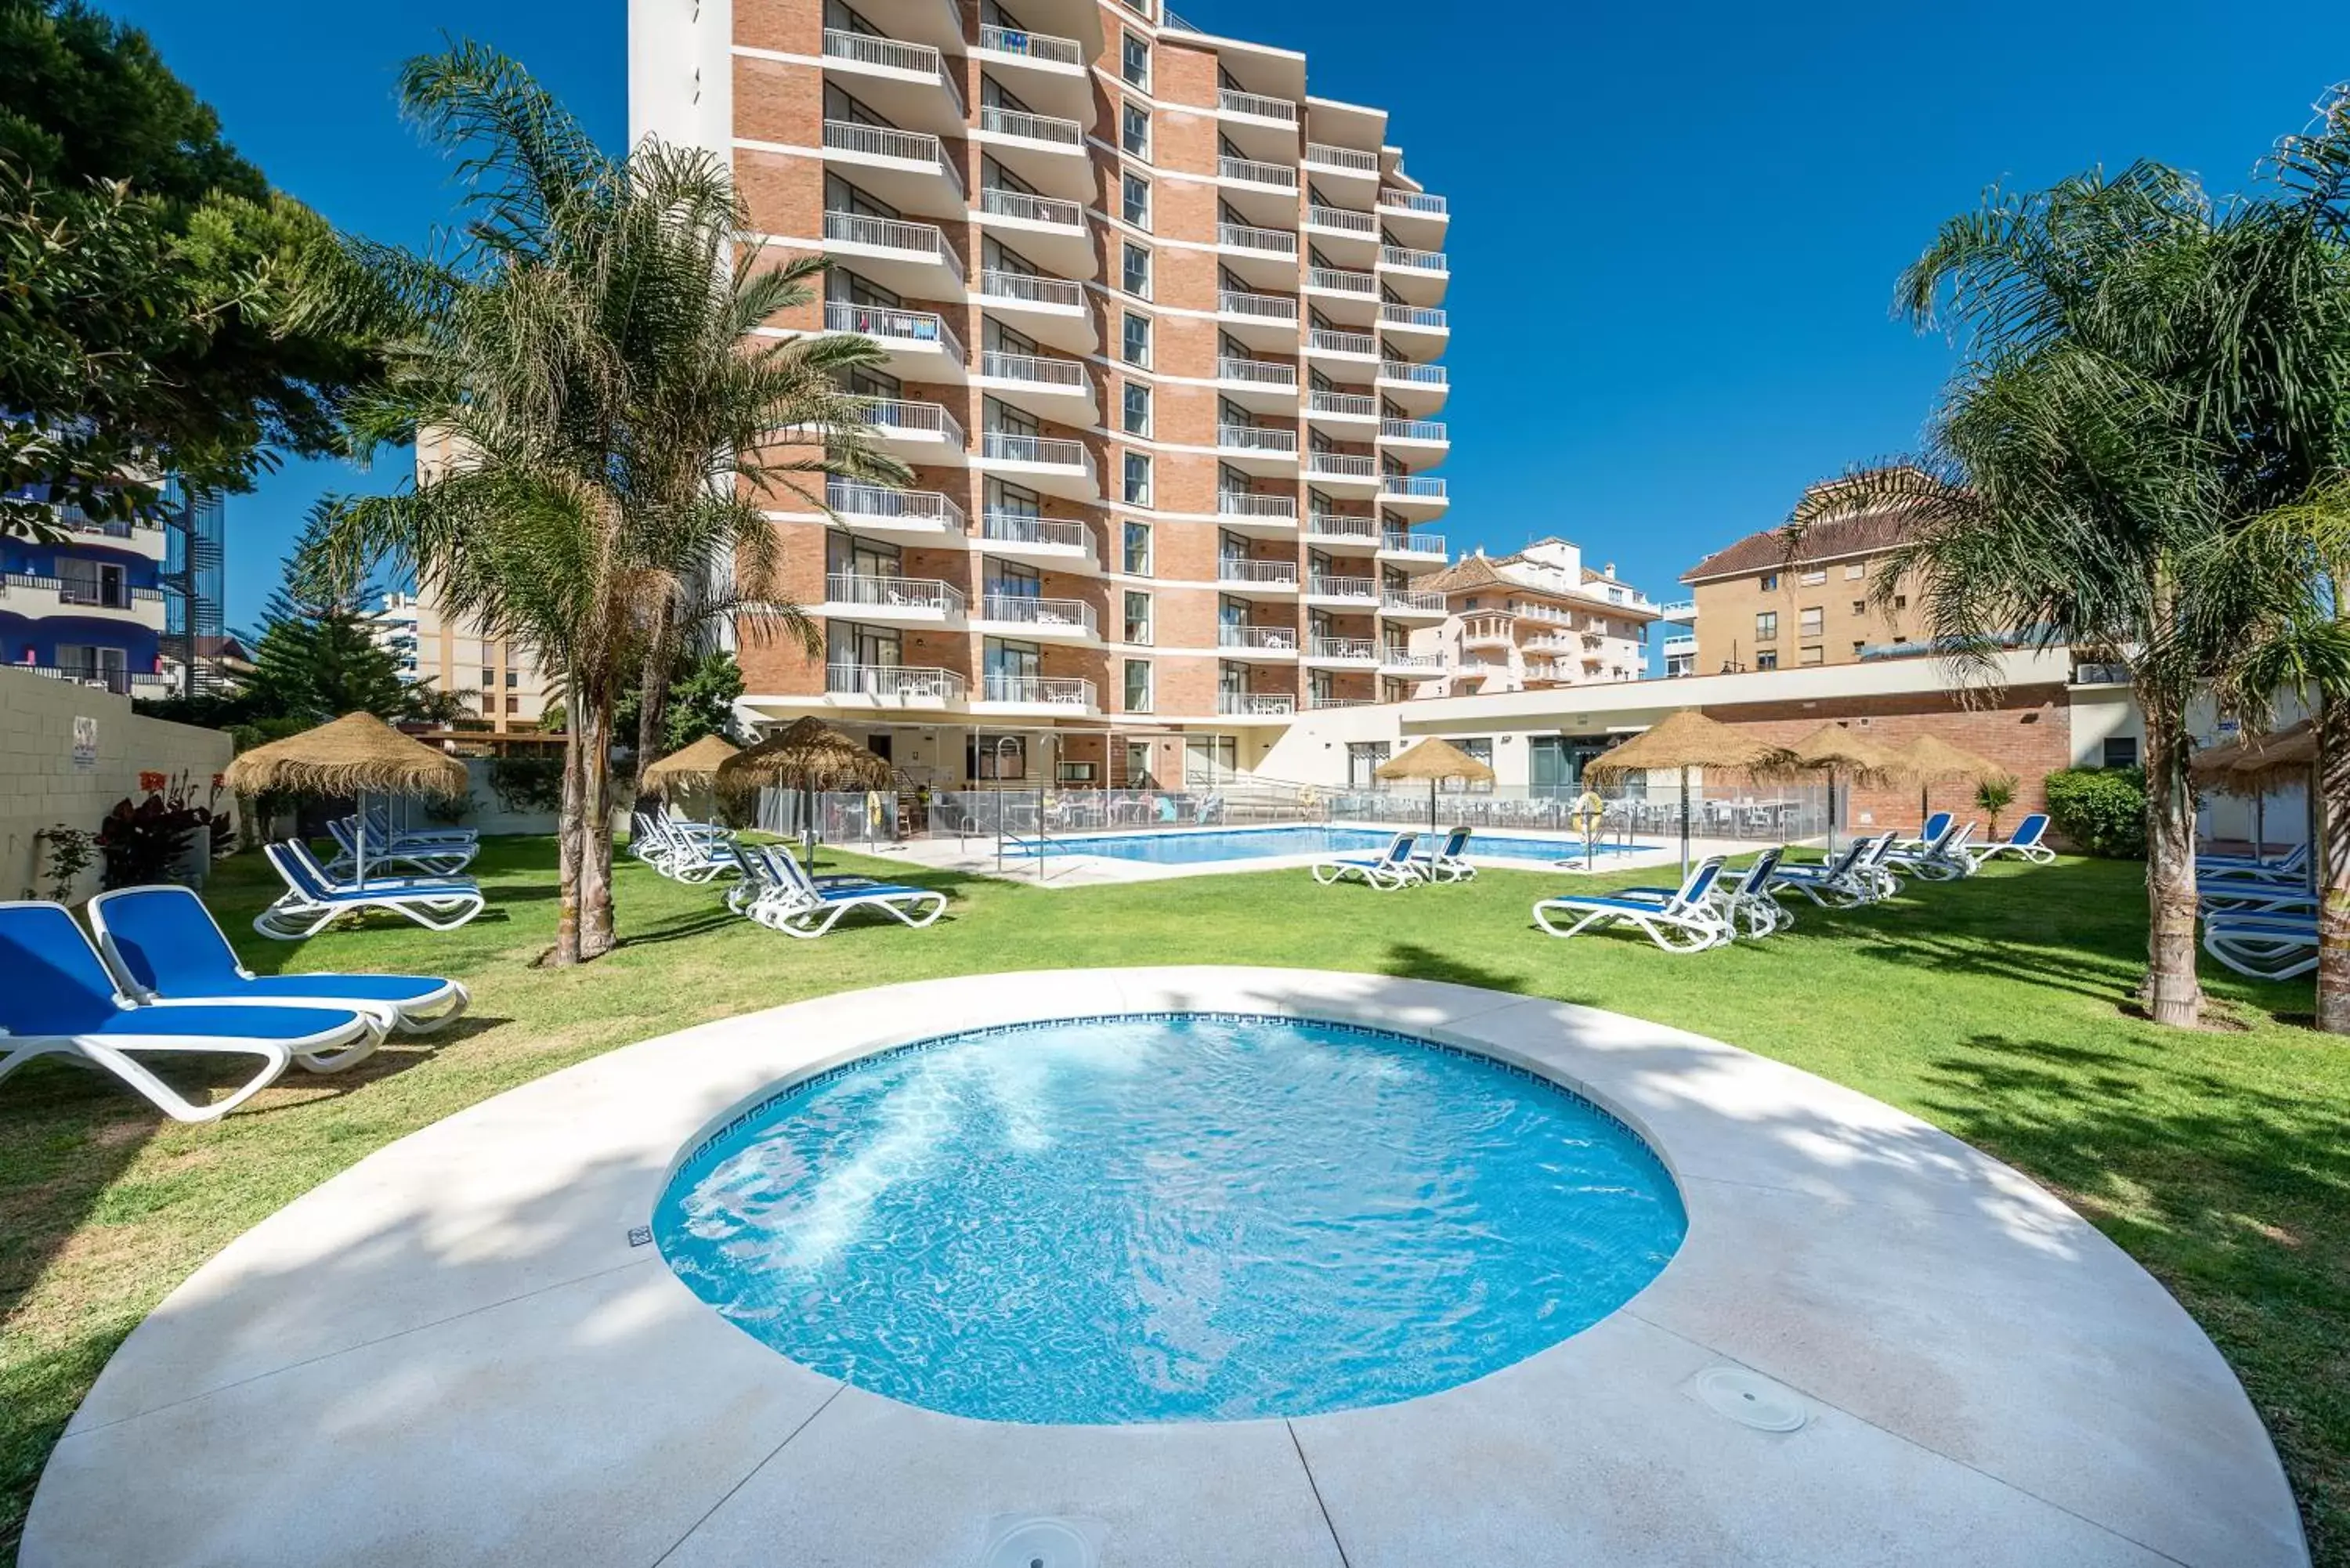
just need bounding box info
[554,677,585,966]
[2141,700,2204,1027]
[2316,693,2350,1033]
[634,611,678,768]
[580,691,618,959]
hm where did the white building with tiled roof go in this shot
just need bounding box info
[1411,537,1658,697]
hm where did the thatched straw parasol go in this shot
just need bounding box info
[1376,738,1495,834]
[2195,721,2316,857]
[1777,723,1911,852]
[716,717,895,858]
[1583,711,1796,875]
[223,712,468,887]
[639,733,742,827]
[1893,733,2005,831]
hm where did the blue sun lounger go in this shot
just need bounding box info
[2201,909,2319,981]
[1532,857,1730,952]
[1311,830,1419,891]
[745,844,946,938]
[1709,847,1791,938]
[257,841,486,940]
[1962,812,2055,868]
[0,901,379,1122]
[1405,826,1475,883]
[89,885,470,1035]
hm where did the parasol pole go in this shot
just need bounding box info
[356,789,370,889]
[1428,777,1437,836]
[1679,766,1690,880]
[1827,766,1839,855]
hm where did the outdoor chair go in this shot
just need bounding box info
[2201,909,2319,981]
[1531,857,1730,952]
[1311,830,1419,891]
[1768,835,1885,909]
[1884,821,1976,882]
[743,844,946,939]
[1405,826,1476,883]
[256,841,486,940]
[1962,813,2055,869]
[1708,847,1792,938]
[326,816,477,880]
[2196,841,2309,884]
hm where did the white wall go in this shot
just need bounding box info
[0,667,235,904]
[628,0,733,158]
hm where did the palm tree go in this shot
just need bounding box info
[1800,120,2350,1027]
[297,43,900,963]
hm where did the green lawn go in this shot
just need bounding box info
[3,840,2346,1563]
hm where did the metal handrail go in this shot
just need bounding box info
[978,104,1083,147]
[978,267,1083,307]
[1304,143,1379,174]
[1217,425,1297,452]
[1308,328,1376,356]
[1381,244,1448,272]
[826,663,969,702]
[1218,155,1297,189]
[828,480,967,531]
[1307,575,1378,599]
[823,299,966,363]
[1307,266,1378,294]
[975,22,1083,65]
[982,674,1096,706]
[981,594,1098,634]
[1217,222,1296,254]
[1309,636,1377,659]
[978,186,1083,226]
[1379,188,1448,214]
[1217,356,1297,386]
[1217,557,1300,584]
[1217,88,1297,121]
[1218,624,1299,650]
[856,397,966,446]
[980,511,1093,552]
[980,350,1087,388]
[1305,451,1377,478]
[1381,529,1445,554]
[822,120,965,197]
[1309,391,1377,417]
[1307,204,1376,234]
[824,573,967,615]
[1383,473,1447,497]
[1218,289,1298,320]
[1381,417,1447,442]
[822,209,964,282]
[1217,492,1297,518]
[1307,513,1379,540]
[1380,302,1448,329]
[1380,359,1447,385]
[1219,692,1297,715]
[821,31,964,114]
[1384,587,1446,612]
[982,431,1091,469]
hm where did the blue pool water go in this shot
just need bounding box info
[655,1013,1686,1424]
[1015,825,1632,867]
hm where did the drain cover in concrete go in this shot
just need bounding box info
[978,1515,1103,1568]
[1686,1365,1810,1432]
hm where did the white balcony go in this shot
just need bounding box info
[1659,599,1697,624]
[973,186,1089,275]
[17,661,166,695]
[1217,624,1300,659]
[820,209,964,297]
[1663,634,1698,655]
[1217,87,1297,124]
[1377,186,1448,247]
[973,104,1087,197]
[975,349,1094,421]
[978,510,1096,569]
[1305,204,1377,238]
[1382,244,1448,274]
[976,593,1099,641]
[1215,491,1298,538]
[825,663,967,707]
[1307,390,1378,425]
[851,396,966,460]
[1216,221,1298,288]
[1379,301,1449,338]
[1307,635,1378,665]
[1218,691,1298,718]
[1306,574,1379,606]
[971,22,1088,118]
[826,480,967,537]
[821,118,964,211]
[1217,288,1300,352]
[974,266,1091,352]
[822,298,965,378]
[1378,358,1448,415]
[1379,187,1448,217]
[1381,473,1448,513]
[974,22,1085,70]
[1215,356,1300,414]
[1305,327,1376,364]
[1380,416,1448,448]
[1305,512,1379,546]
[1303,451,1379,492]
[1382,587,1448,618]
[1379,529,1446,562]
[975,430,1097,498]
[62,518,168,562]
[978,103,1083,150]
[820,29,965,133]
[1217,557,1301,596]
[1218,155,1298,191]
[1307,693,1375,710]
[1215,425,1299,477]
[1218,222,1298,256]
[0,574,168,630]
[822,573,967,622]
[1307,266,1378,296]
[1303,143,1380,180]
[1381,649,1447,677]
[974,674,1096,713]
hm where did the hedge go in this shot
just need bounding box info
[2042,765,2146,858]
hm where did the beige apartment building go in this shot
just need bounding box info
[628,0,1450,788]
[1410,539,1654,696]
[369,589,556,732]
[1672,476,1922,677]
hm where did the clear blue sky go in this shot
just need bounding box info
[108,0,2350,634]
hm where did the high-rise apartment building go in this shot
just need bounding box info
[1,476,218,699]
[368,588,558,732]
[629,0,1450,788]
[1675,472,1924,676]
[1408,539,1656,696]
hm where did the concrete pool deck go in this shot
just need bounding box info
[23,968,2307,1567]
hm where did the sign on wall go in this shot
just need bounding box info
[70,716,97,771]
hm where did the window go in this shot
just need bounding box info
[1123,520,1152,573]
[1799,607,1823,637]
[1121,102,1150,158]
[1123,658,1153,712]
[2102,735,2140,768]
[505,695,521,714]
[1853,641,1867,657]
[1754,611,1778,641]
[1851,600,1867,616]
[1123,451,1152,505]
[1121,310,1151,367]
[504,670,519,688]
[1799,645,1824,667]
[1121,31,1149,89]
[1755,649,1780,670]
[481,667,495,689]
[1122,241,1151,298]
[1845,561,1866,580]
[1799,569,1826,587]
[1122,172,1151,229]
[1345,741,1391,789]
[1893,594,1908,610]
[1123,381,1152,435]
[1759,572,1779,591]
[1123,590,1153,644]
[973,733,1028,779]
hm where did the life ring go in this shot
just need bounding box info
[1568,791,1606,837]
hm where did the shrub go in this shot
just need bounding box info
[1974,773,2019,840]
[2043,765,2146,858]
[489,754,565,814]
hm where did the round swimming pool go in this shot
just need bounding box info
[653,1013,1686,1424]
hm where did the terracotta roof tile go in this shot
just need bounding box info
[1681,509,1914,585]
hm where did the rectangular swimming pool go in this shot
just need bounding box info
[1014,826,1632,869]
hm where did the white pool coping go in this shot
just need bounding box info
[23,968,2307,1567]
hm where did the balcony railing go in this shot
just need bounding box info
[981,431,1090,470]
[975,22,1083,66]
[1217,87,1297,121]
[978,186,1083,227]
[1308,695,1373,710]
[1379,188,1448,215]
[1309,636,1377,660]
[827,480,968,531]
[1381,244,1448,273]
[824,299,966,363]
[21,661,141,694]
[1382,649,1445,670]
[1306,204,1376,235]
[1381,417,1447,442]
[978,104,1083,147]
[982,674,1095,706]
[1381,302,1448,330]
[1217,491,1297,519]
[1218,624,1300,651]
[1383,473,1447,498]
[980,349,1087,388]
[822,30,964,111]
[826,663,968,703]
[977,267,1083,308]
[1307,513,1379,541]
[1217,222,1296,255]
[981,594,1098,634]
[1218,155,1298,189]
[1219,692,1297,716]
[1217,557,1300,585]
[1381,529,1444,555]
[1217,356,1297,388]
[1305,451,1377,479]
[856,397,965,446]
[980,511,1092,552]
[822,209,963,282]
[1308,575,1378,600]
[1218,289,1299,321]
[1309,391,1377,418]
[1383,587,1446,612]
[1307,266,1378,295]
[823,120,964,196]
[1308,327,1376,356]
[1217,424,1297,453]
[825,573,967,616]
[1304,143,1379,174]
[1380,359,1448,385]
